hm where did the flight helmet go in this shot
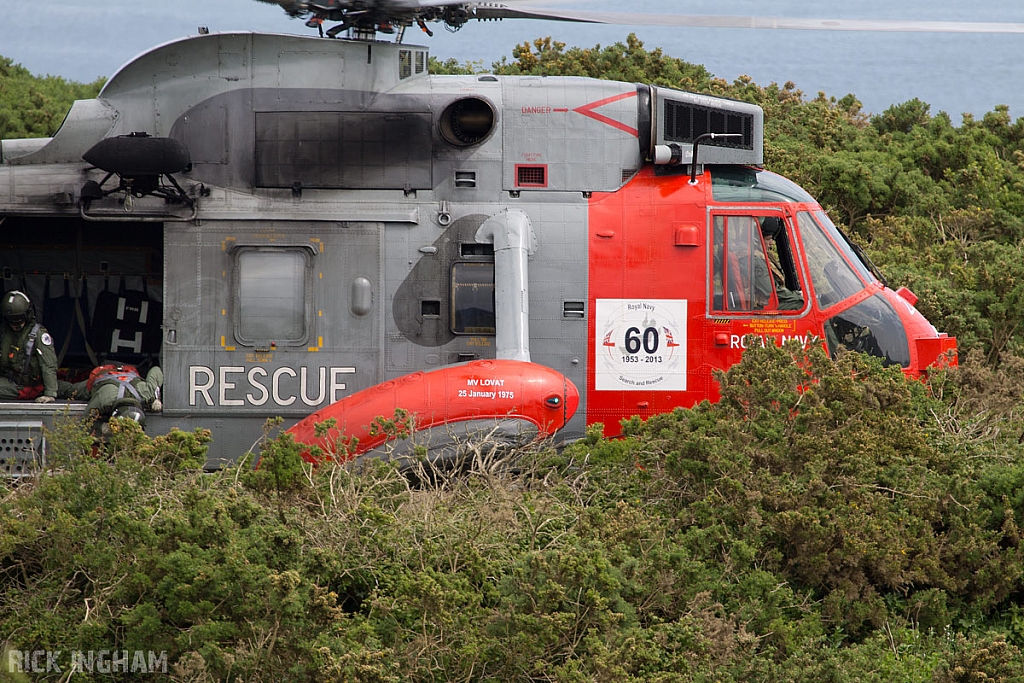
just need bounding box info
[760,216,784,240]
[111,403,147,428]
[2,291,33,327]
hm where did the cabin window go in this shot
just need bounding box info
[234,247,310,345]
[450,262,495,335]
[711,214,805,314]
[399,50,412,79]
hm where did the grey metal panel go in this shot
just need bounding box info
[0,163,90,212]
[502,77,643,193]
[0,420,45,476]
[0,405,90,475]
[6,99,117,166]
[254,111,433,189]
[166,85,436,191]
[1,138,50,162]
[381,212,471,374]
[182,104,229,165]
[98,33,429,139]
[391,213,488,350]
[513,200,589,441]
[144,414,272,469]
[189,191,421,223]
[161,220,382,418]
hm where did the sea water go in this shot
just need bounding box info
[2,0,1021,121]
[425,0,1024,119]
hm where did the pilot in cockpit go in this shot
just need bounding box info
[758,217,804,311]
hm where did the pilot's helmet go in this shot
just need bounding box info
[1,291,33,327]
[760,216,784,240]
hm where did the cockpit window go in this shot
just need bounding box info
[813,210,875,285]
[824,294,910,368]
[713,215,767,312]
[797,211,868,308]
[711,167,816,203]
[711,213,806,314]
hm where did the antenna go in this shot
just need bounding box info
[689,132,742,185]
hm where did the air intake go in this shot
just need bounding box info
[663,100,753,150]
[651,88,763,166]
[516,165,547,188]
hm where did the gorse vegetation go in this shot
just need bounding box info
[0,57,104,139]
[4,36,1024,681]
[4,345,1024,681]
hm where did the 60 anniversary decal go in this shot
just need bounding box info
[595,299,687,391]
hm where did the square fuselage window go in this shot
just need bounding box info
[235,248,309,345]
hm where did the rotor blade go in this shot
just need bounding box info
[466,5,1024,34]
[253,0,1024,35]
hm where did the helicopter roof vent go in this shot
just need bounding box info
[651,88,764,166]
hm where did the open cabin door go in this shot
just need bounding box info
[0,217,163,378]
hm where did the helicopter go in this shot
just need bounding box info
[0,0,983,472]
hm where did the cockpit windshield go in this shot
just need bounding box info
[812,210,875,285]
[824,294,910,368]
[797,211,872,308]
[710,167,882,313]
[711,167,816,204]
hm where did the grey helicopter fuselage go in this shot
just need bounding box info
[0,31,955,470]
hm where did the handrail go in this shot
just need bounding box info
[79,202,198,223]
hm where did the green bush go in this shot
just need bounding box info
[3,344,1024,681]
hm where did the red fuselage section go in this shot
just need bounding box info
[584,166,955,437]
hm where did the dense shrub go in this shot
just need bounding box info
[3,345,1024,681]
[0,56,104,138]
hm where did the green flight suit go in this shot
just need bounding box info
[87,365,163,417]
[0,322,59,399]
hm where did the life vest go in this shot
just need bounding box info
[87,363,143,403]
[3,323,41,385]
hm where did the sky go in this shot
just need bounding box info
[2,0,1023,118]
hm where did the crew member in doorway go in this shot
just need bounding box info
[84,363,163,429]
[0,290,60,402]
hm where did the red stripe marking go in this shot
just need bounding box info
[573,90,639,137]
